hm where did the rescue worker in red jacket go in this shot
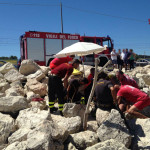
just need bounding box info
[116,85,150,119]
[48,59,81,115]
[116,70,139,88]
[50,55,75,70]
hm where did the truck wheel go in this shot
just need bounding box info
[47,58,54,67]
[98,57,108,67]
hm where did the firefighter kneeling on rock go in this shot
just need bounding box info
[48,59,81,116]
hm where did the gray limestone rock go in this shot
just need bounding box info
[0,113,16,144]
[97,109,132,148]
[0,96,28,113]
[66,130,99,150]
[85,139,129,150]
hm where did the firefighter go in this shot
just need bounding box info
[94,71,116,111]
[50,55,75,70]
[116,70,139,88]
[116,85,150,119]
[48,59,81,115]
[67,78,88,104]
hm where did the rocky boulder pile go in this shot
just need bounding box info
[0,60,150,150]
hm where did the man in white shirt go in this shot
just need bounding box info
[121,49,125,61]
[111,49,117,69]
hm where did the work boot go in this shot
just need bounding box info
[59,111,64,116]
[50,107,58,113]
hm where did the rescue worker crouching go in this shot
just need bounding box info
[67,77,88,104]
[48,59,81,115]
[94,71,116,111]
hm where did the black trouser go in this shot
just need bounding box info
[129,59,134,70]
[48,75,65,111]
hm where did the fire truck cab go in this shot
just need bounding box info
[80,36,113,66]
[20,31,113,66]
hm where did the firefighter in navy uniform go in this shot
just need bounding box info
[94,72,116,110]
[48,59,81,115]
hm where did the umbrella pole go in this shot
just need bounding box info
[83,59,111,130]
[81,55,85,78]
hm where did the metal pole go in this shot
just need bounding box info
[60,2,63,33]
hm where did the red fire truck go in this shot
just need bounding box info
[20,31,113,66]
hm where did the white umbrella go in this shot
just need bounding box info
[55,42,107,57]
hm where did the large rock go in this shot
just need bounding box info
[66,130,99,150]
[27,69,46,81]
[30,99,46,110]
[142,74,150,86]
[52,114,81,134]
[96,108,110,126]
[19,59,40,76]
[10,80,23,88]
[26,120,68,150]
[8,128,32,144]
[87,120,99,132]
[0,78,10,93]
[85,139,129,150]
[0,92,5,98]
[5,87,25,97]
[4,69,26,83]
[0,62,17,74]
[25,78,47,97]
[129,118,150,150]
[40,65,50,75]
[15,108,51,129]
[0,113,16,144]
[0,96,28,113]
[0,72,4,78]
[3,141,27,150]
[63,103,86,123]
[97,109,132,148]
[26,91,40,103]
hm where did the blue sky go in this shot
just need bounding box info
[0,0,150,58]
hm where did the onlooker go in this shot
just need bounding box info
[117,49,123,70]
[50,55,75,70]
[16,58,21,70]
[111,49,117,69]
[124,49,130,70]
[116,85,150,119]
[121,49,126,68]
[116,70,139,88]
[128,49,136,70]
[48,59,80,115]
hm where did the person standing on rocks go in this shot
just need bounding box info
[111,49,117,69]
[124,49,130,70]
[116,70,139,88]
[115,85,150,119]
[48,59,81,115]
[117,49,123,70]
[50,55,75,70]
[128,49,136,70]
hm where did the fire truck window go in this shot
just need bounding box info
[103,40,111,48]
[96,39,101,45]
[83,38,94,43]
